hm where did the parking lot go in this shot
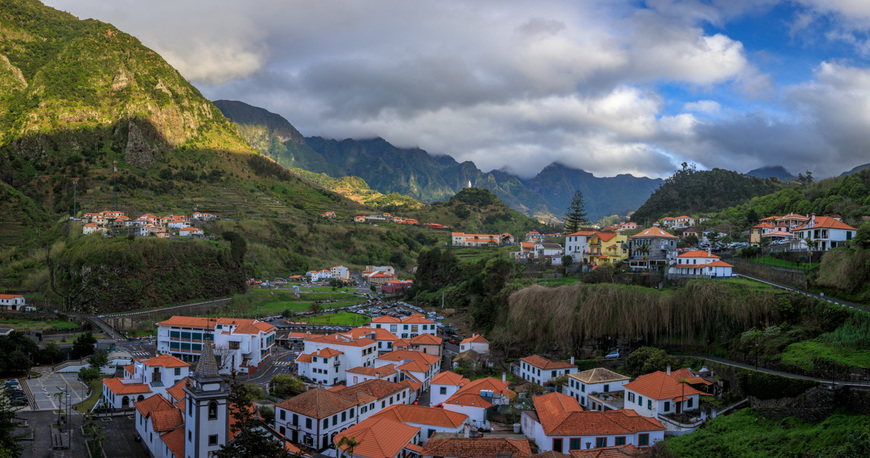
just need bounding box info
[23,372,88,411]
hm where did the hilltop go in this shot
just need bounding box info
[215,100,663,222]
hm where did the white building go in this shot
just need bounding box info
[296,333,379,386]
[102,354,191,409]
[429,371,469,408]
[0,294,25,311]
[441,377,514,430]
[521,392,665,452]
[371,404,468,445]
[791,215,857,251]
[562,368,630,410]
[375,350,441,390]
[622,369,710,418]
[331,265,350,280]
[308,269,333,282]
[178,227,203,237]
[668,250,734,278]
[341,328,398,354]
[155,316,276,374]
[366,313,437,339]
[564,231,594,262]
[459,334,489,354]
[518,355,578,385]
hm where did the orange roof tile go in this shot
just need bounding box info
[377,350,440,366]
[275,388,357,419]
[569,445,641,457]
[795,216,857,231]
[409,333,442,345]
[143,354,189,368]
[345,364,398,377]
[371,315,402,323]
[460,334,489,345]
[103,378,152,396]
[422,438,533,458]
[401,378,423,392]
[151,408,184,432]
[123,364,135,376]
[305,333,376,347]
[334,379,407,404]
[521,355,577,370]
[374,404,468,428]
[335,417,419,458]
[166,377,189,403]
[678,250,719,258]
[393,338,412,347]
[623,370,708,400]
[630,226,678,239]
[706,260,733,268]
[445,392,492,408]
[134,393,173,418]
[532,392,664,436]
[160,426,185,458]
[431,371,469,386]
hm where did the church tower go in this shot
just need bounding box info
[183,343,229,458]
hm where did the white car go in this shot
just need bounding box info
[605,350,620,359]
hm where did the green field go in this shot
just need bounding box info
[214,290,365,319]
[305,287,359,293]
[302,312,371,326]
[533,277,582,287]
[0,319,79,332]
[745,256,820,270]
[76,377,106,414]
[663,408,870,457]
[780,340,870,371]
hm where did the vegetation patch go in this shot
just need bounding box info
[0,319,78,331]
[781,341,870,371]
[302,312,370,327]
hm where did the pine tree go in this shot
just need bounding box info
[564,191,588,233]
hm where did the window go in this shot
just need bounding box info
[341,412,346,422]
[280,426,285,436]
[323,419,328,428]
[603,384,609,392]
[687,398,693,408]
[615,437,626,446]
[569,438,580,450]
[350,409,355,418]
[639,434,649,446]
[208,401,218,420]
[638,395,643,406]
[595,438,607,448]
[664,401,670,412]
[581,384,585,393]
[280,410,286,421]
[628,392,635,403]
[188,431,192,442]
[647,399,652,410]
[551,370,557,378]
[440,387,447,395]
[306,418,312,429]
[552,438,563,452]
[175,368,181,376]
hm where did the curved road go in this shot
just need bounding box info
[681,354,870,388]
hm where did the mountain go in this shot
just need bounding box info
[630,166,786,224]
[748,166,795,181]
[841,163,870,177]
[216,100,662,222]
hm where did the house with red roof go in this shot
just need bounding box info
[627,227,678,271]
[441,377,515,429]
[668,249,734,278]
[375,350,442,391]
[0,294,25,311]
[178,226,203,237]
[372,404,469,445]
[394,333,443,357]
[298,332,379,386]
[585,231,628,266]
[563,368,631,411]
[340,327,399,353]
[155,316,276,374]
[790,214,857,251]
[429,371,470,408]
[346,364,401,386]
[102,353,191,410]
[565,231,595,263]
[422,437,533,458]
[366,313,438,340]
[521,392,665,452]
[622,368,711,419]
[518,355,578,386]
[334,416,422,458]
[452,232,502,247]
[459,334,490,354]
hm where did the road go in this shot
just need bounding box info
[682,354,870,387]
[736,273,869,313]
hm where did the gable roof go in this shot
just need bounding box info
[166,377,190,403]
[677,250,719,259]
[444,377,515,407]
[623,370,708,400]
[795,215,856,231]
[531,392,665,436]
[341,327,398,341]
[134,393,174,418]
[377,350,440,366]
[274,388,357,419]
[460,334,489,345]
[143,354,189,368]
[630,227,678,239]
[151,408,184,432]
[431,371,470,386]
[160,425,185,458]
[410,333,442,345]
[333,379,407,404]
[569,444,641,458]
[334,416,419,458]
[569,368,629,385]
[345,364,398,378]
[103,378,152,395]
[305,333,375,347]
[422,437,532,458]
[373,404,468,428]
[520,355,577,370]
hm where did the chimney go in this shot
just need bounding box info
[570,356,575,365]
[502,372,506,383]
[666,365,671,376]
[464,423,471,438]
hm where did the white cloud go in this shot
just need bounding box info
[683,100,721,113]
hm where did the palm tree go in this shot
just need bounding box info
[337,436,360,458]
[677,378,689,417]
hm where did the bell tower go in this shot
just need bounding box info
[183,343,229,458]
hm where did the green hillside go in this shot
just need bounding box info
[630,164,786,225]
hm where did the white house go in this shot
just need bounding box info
[334,416,421,458]
[331,379,411,422]
[367,314,438,339]
[308,269,333,282]
[166,219,189,230]
[521,392,666,452]
[375,350,441,390]
[429,371,469,408]
[622,369,710,418]
[562,368,630,410]
[518,355,578,385]
[274,388,360,451]
[564,231,594,262]
[297,333,378,386]
[178,227,203,237]
[441,377,514,430]
[668,250,734,278]
[0,294,25,311]
[155,316,276,374]
[331,265,350,280]
[790,215,857,251]
[341,327,398,353]
[345,364,400,386]
[371,404,468,445]
[459,334,490,354]
[535,242,564,262]
[102,354,190,409]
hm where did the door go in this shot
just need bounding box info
[676,401,682,414]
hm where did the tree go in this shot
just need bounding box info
[78,366,100,385]
[853,222,870,249]
[563,191,588,234]
[241,384,268,403]
[71,332,96,359]
[309,302,323,315]
[217,373,292,458]
[41,342,62,364]
[624,347,679,377]
[88,349,108,371]
[270,374,305,399]
[561,255,573,268]
[0,395,24,456]
[6,350,31,374]
[336,436,360,458]
[259,405,275,424]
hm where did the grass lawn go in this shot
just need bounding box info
[297,292,358,301]
[664,408,870,457]
[306,287,358,293]
[76,378,106,414]
[0,319,79,331]
[745,256,819,270]
[780,340,870,371]
[51,333,84,344]
[302,312,371,326]
[534,277,582,287]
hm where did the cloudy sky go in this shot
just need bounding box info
[45,0,870,179]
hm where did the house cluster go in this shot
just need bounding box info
[451,232,515,247]
[750,213,857,251]
[660,215,696,229]
[351,212,420,226]
[80,210,214,237]
[307,265,351,282]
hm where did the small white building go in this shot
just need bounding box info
[0,294,25,311]
[429,371,469,408]
[331,265,350,280]
[518,355,578,385]
[622,369,710,418]
[668,250,734,278]
[562,367,630,410]
[564,231,594,262]
[459,334,490,354]
[791,215,857,251]
[275,388,359,451]
[441,377,513,430]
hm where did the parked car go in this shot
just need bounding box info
[605,350,620,359]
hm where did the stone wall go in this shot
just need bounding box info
[728,259,809,289]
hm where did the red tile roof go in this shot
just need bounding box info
[431,371,469,386]
[410,333,442,345]
[460,334,489,345]
[274,388,357,419]
[151,408,184,432]
[630,227,678,239]
[103,378,152,395]
[706,260,734,268]
[374,404,468,428]
[422,438,533,458]
[134,393,173,418]
[305,333,376,347]
[334,416,420,458]
[521,355,577,370]
[795,216,857,231]
[677,250,719,259]
[532,392,665,436]
[333,379,407,404]
[166,378,189,403]
[377,350,440,366]
[160,426,185,458]
[345,364,398,377]
[569,444,641,457]
[143,354,189,368]
[341,328,398,341]
[623,370,709,400]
